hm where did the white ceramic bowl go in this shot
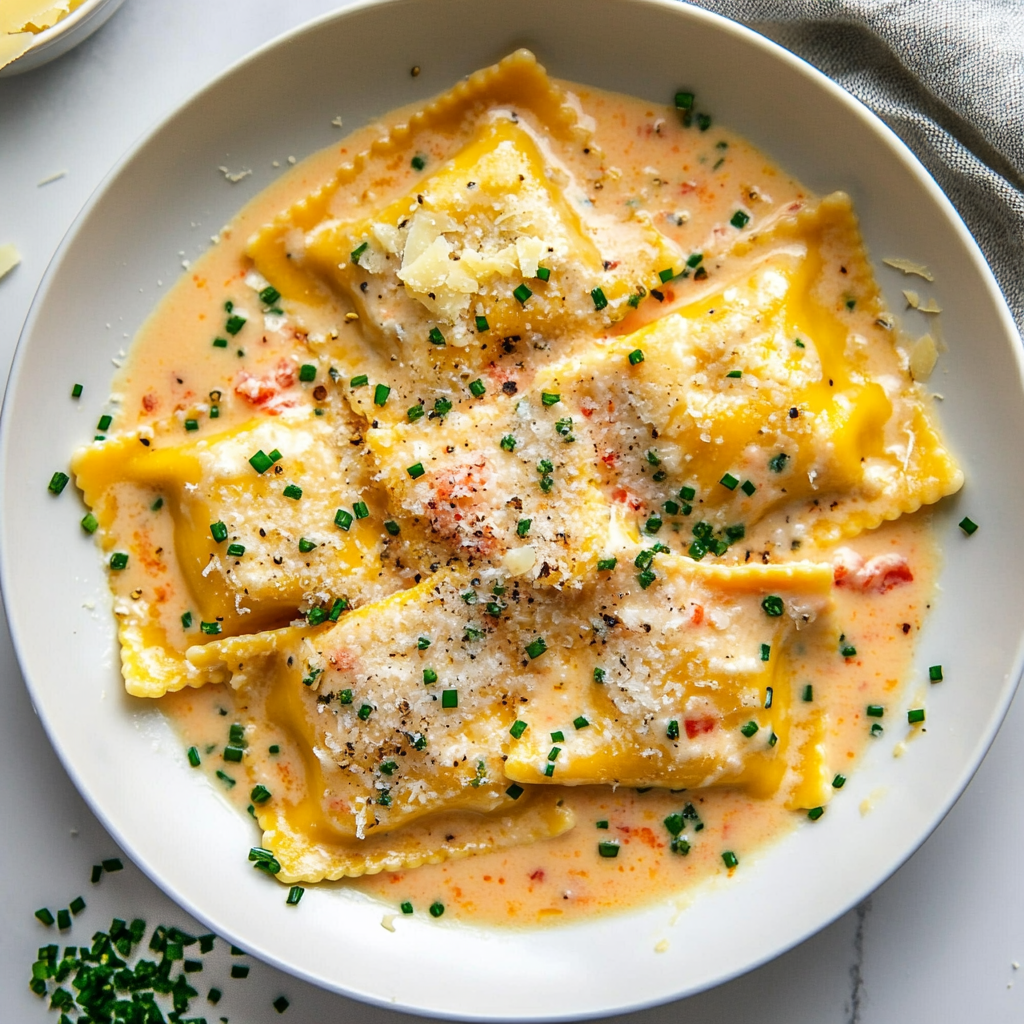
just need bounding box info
[0,0,126,77]
[3,0,1022,1018]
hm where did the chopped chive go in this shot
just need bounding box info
[871,722,884,737]
[680,485,696,501]
[666,719,679,740]
[334,508,353,531]
[429,901,445,918]
[832,774,847,789]
[593,666,606,683]
[768,452,789,473]
[298,537,316,554]
[201,620,222,635]
[213,337,228,348]
[102,857,124,873]
[269,744,280,754]
[628,348,645,365]
[591,287,608,311]
[346,374,369,391]
[761,643,771,662]
[407,462,425,479]
[91,863,103,882]
[658,267,675,283]
[722,851,738,869]
[258,285,281,305]
[908,708,925,724]
[516,518,531,538]
[407,404,426,424]
[350,241,368,264]
[597,557,617,571]
[506,783,524,800]
[81,512,99,533]
[286,886,304,906]
[97,414,112,431]
[475,315,489,332]
[795,338,805,348]
[69,896,86,915]
[675,91,694,110]
[299,364,316,383]
[384,519,400,536]
[807,806,825,821]
[48,471,70,494]
[468,378,486,397]
[959,517,978,535]
[358,704,373,721]
[846,297,856,310]
[411,153,426,171]
[740,720,759,738]
[400,901,414,914]
[841,645,857,658]
[720,473,739,490]
[109,552,128,570]
[550,730,565,743]
[57,909,71,930]
[525,637,547,659]
[596,820,609,830]
[338,689,353,705]
[929,665,943,682]
[509,720,528,739]
[573,715,589,729]
[761,595,784,617]
[231,964,250,979]
[251,784,272,803]
[373,383,391,407]
[71,383,83,398]
[35,908,55,926]
[274,995,290,1013]
[226,543,245,557]
[867,704,884,718]
[307,606,327,625]
[541,391,561,406]
[803,684,813,702]
[225,314,246,335]
[597,842,619,858]
[513,283,532,305]
[353,500,369,520]
[187,746,201,767]
[500,434,517,452]
[223,744,244,763]
[741,480,756,497]
[764,686,773,708]
[663,500,680,515]
[417,636,431,649]
[638,568,657,589]
[423,667,438,685]
[441,689,458,709]
[210,521,228,543]
[249,449,273,474]
[536,265,551,281]
[428,326,446,345]
[184,418,199,431]
[547,747,562,764]
[283,483,302,499]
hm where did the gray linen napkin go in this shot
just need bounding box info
[684,0,1024,335]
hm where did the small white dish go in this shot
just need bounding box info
[2,0,1023,1018]
[0,0,126,77]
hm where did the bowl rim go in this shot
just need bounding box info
[0,0,125,76]
[3,0,1023,1018]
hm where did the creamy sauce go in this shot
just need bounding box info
[82,54,951,928]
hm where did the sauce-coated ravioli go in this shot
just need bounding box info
[73,50,961,924]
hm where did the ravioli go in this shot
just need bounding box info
[535,194,963,549]
[364,390,614,586]
[189,573,575,879]
[247,49,678,423]
[73,411,413,697]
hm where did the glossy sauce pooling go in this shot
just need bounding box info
[94,57,947,927]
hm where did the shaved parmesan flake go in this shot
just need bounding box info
[37,169,67,187]
[883,257,934,281]
[902,289,919,309]
[917,298,942,314]
[0,243,21,282]
[909,333,938,381]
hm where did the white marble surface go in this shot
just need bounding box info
[2,1,1023,1020]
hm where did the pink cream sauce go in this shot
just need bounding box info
[122,79,937,928]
